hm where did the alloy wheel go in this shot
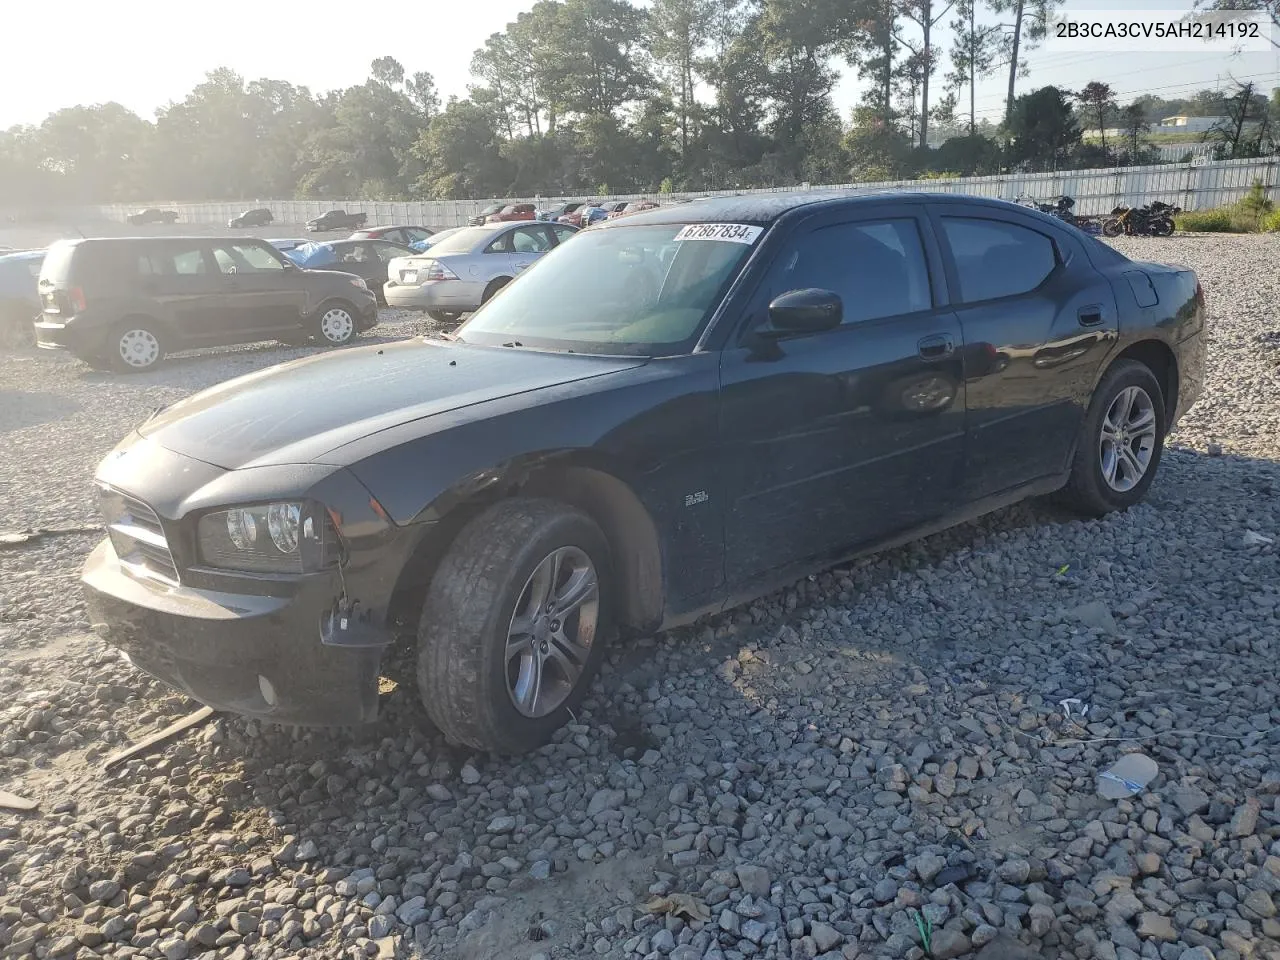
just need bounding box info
[1099,385,1157,492]
[505,546,600,718]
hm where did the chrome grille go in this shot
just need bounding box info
[100,488,180,584]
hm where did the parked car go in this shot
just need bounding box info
[487,203,537,223]
[307,210,368,232]
[578,202,618,227]
[78,192,1205,755]
[350,225,439,246]
[408,227,463,252]
[0,249,44,346]
[126,208,180,226]
[266,238,313,253]
[537,201,584,222]
[228,208,273,228]
[558,202,600,228]
[286,238,413,302]
[383,221,578,321]
[469,203,505,226]
[34,236,377,371]
[611,200,659,219]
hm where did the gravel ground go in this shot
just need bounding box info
[0,234,1277,960]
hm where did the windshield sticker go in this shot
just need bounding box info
[674,223,763,244]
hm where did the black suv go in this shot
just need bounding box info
[126,208,180,225]
[34,237,378,371]
[229,208,273,228]
[307,210,368,232]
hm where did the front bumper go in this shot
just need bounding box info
[82,538,388,725]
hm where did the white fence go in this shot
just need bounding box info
[97,155,1280,228]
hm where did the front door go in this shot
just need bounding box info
[209,240,304,337]
[136,241,224,343]
[926,206,1119,500]
[718,206,967,585]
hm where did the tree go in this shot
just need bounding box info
[947,0,1003,135]
[413,97,511,198]
[988,0,1060,122]
[1209,80,1271,158]
[844,104,915,179]
[893,0,957,149]
[1120,102,1150,162]
[1006,85,1078,169]
[1076,81,1117,154]
[1193,0,1280,49]
[648,0,714,160]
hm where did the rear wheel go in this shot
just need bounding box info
[481,277,511,305]
[106,320,165,373]
[416,499,613,754]
[315,302,357,346]
[1056,359,1165,516]
[1152,216,1175,237]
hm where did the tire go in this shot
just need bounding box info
[314,302,357,346]
[1056,359,1166,517]
[416,498,613,754]
[1152,217,1174,237]
[481,278,511,304]
[427,310,461,323]
[1102,218,1124,238]
[105,319,166,372]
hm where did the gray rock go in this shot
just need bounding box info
[736,865,770,898]
[810,921,842,952]
[1136,912,1177,942]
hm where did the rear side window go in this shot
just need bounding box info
[940,217,1057,303]
[138,243,209,276]
[210,242,285,273]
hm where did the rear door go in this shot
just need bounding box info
[136,241,225,342]
[369,241,411,287]
[209,240,305,336]
[330,241,383,286]
[927,205,1118,499]
[509,225,555,274]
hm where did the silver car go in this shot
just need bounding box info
[383,221,578,321]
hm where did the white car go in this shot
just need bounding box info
[384,221,578,322]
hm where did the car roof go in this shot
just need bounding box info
[599,190,1041,228]
[0,250,44,263]
[49,236,278,248]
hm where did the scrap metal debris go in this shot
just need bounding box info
[0,525,103,549]
[102,706,215,771]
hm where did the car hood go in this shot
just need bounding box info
[138,339,645,470]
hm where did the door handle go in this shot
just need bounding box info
[917,334,954,361]
[1078,304,1104,326]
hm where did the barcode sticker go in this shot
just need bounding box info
[673,223,763,244]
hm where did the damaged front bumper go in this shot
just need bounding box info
[83,537,390,724]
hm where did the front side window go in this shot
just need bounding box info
[766,218,932,326]
[940,216,1057,303]
[211,242,285,274]
[458,222,759,356]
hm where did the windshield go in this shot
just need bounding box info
[456,222,761,356]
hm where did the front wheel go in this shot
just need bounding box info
[314,303,357,346]
[416,499,613,754]
[1152,216,1175,237]
[427,310,461,323]
[1056,359,1165,516]
[1102,218,1124,238]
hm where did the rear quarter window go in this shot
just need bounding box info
[940,217,1057,303]
[38,241,79,285]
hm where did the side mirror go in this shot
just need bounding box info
[765,288,842,335]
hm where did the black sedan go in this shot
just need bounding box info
[307,210,368,232]
[229,208,273,228]
[126,208,180,225]
[286,238,414,302]
[81,192,1206,755]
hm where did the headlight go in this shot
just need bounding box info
[349,278,368,291]
[197,501,334,574]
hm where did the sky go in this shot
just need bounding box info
[1,0,1277,131]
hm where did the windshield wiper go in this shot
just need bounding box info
[501,340,524,347]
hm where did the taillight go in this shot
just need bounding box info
[68,287,87,313]
[424,261,459,281]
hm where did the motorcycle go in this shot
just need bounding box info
[1014,194,1078,225]
[1102,200,1179,237]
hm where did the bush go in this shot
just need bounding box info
[1262,208,1280,232]
[1233,180,1274,231]
[1173,208,1238,232]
